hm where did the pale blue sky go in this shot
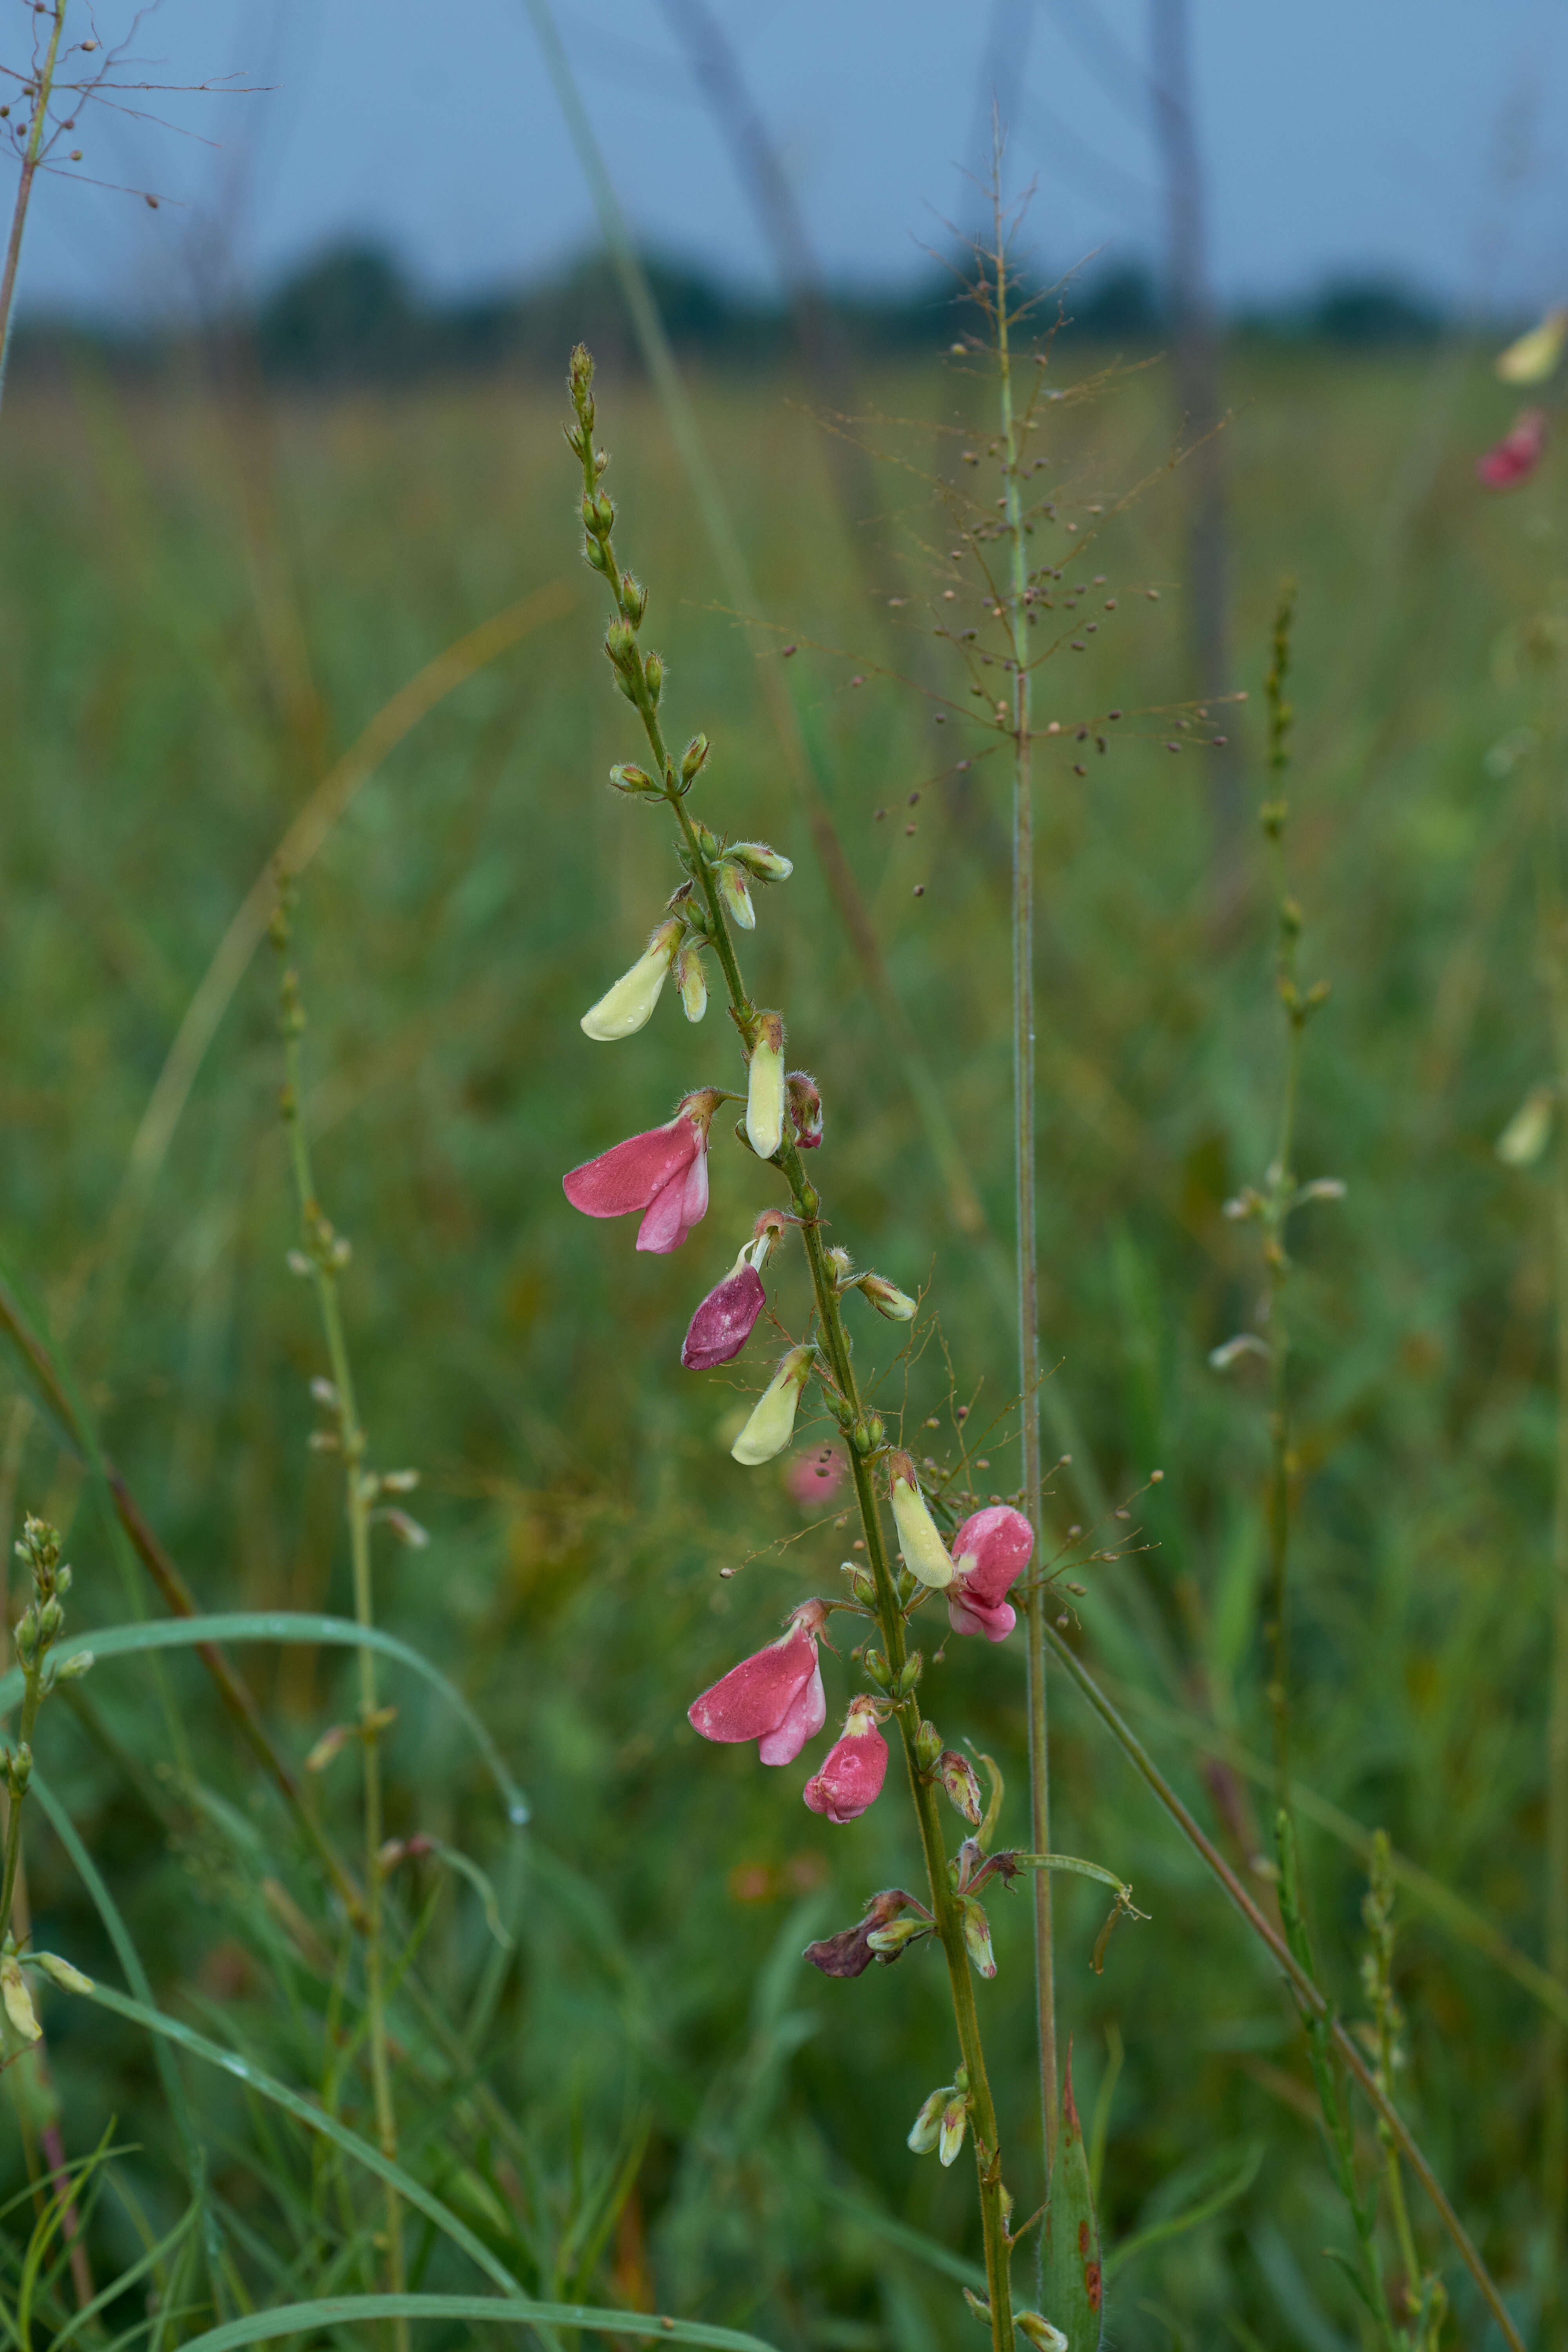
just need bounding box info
[13,0,1568,319]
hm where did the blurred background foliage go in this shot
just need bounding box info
[0,309,1562,2347]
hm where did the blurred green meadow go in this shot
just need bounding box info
[0,332,1562,2344]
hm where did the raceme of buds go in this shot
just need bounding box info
[580,918,682,1041]
[563,1089,720,1255]
[717,861,756,930]
[731,1344,815,1464]
[888,1454,955,1589]
[938,1749,984,1826]
[688,1598,828,1765]
[682,1244,767,1369]
[786,1070,823,1150]
[947,1503,1034,1642]
[803,1695,889,1823]
[853,1271,916,1321]
[1477,407,1548,490]
[726,840,794,882]
[745,1015,787,1160]
[674,940,708,1024]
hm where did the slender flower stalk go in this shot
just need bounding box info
[270,897,408,2352]
[564,348,1021,2352]
[0,1,67,418]
[990,189,1058,2174]
[1538,784,1568,2296]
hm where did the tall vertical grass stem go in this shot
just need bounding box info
[1542,818,1568,2296]
[274,924,408,2352]
[0,0,66,417]
[991,194,1057,2171]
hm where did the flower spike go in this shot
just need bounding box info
[580,918,683,1041]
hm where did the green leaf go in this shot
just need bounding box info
[168,2294,778,2352]
[1040,2053,1104,2350]
[0,1613,528,1825]
[1102,2142,1264,2281]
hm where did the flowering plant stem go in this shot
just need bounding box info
[568,354,1016,2352]
[273,907,408,2352]
[992,201,1058,2176]
[0,0,66,415]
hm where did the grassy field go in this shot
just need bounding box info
[0,332,1562,2346]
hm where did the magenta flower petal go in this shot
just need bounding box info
[564,1116,695,1219]
[803,1699,887,1823]
[757,1655,825,1764]
[1477,407,1547,488]
[636,1164,694,1254]
[688,1602,828,1758]
[946,1503,1033,1643]
[682,1256,766,1369]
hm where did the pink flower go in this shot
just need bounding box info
[1477,407,1548,489]
[946,1504,1034,1642]
[803,1696,888,1822]
[688,1599,828,1766]
[785,1446,847,1509]
[681,1214,782,1369]
[563,1089,720,1255]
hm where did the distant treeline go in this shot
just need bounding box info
[13,243,1450,385]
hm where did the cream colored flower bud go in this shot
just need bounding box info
[732,1345,815,1465]
[727,840,794,881]
[35,1951,93,1995]
[717,862,756,930]
[0,1957,40,2044]
[675,940,708,1023]
[906,2083,952,2153]
[746,1015,786,1159]
[889,1453,954,1588]
[580,919,682,1042]
[856,1272,917,1321]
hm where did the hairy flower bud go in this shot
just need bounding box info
[786,1071,823,1149]
[907,2083,953,2154]
[888,1453,954,1589]
[746,1015,787,1159]
[34,1951,93,1995]
[1014,2316,1069,2352]
[855,1271,916,1320]
[803,1695,889,1823]
[915,1718,943,1770]
[675,940,708,1024]
[643,651,664,702]
[604,617,636,666]
[717,861,756,930]
[579,919,682,1042]
[939,1750,984,1826]
[0,1957,39,2045]
[960,1895,996,1979]
[680,733,710,784]
[620,573,647,624]
[609,761,661,798]
[726,840,794,881]
[938,2089,969,2167]
[732,1344,815,1464]
[865,1916,929,1958]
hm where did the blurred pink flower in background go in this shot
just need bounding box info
[1476,407,1548,490]
[786,1445,846,1509]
